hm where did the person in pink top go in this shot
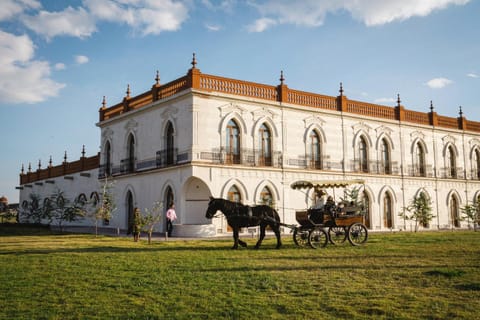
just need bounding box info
[166,203,177,237]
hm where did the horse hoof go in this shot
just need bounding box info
[240,243,247,248]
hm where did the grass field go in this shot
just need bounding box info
[1,224,479,319]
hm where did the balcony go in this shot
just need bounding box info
[470,169,480,180]
[287,155,331,170]
[199,148,282,168]
[439,167,465,179]
[407,165,434,178]
[98,148,188,178]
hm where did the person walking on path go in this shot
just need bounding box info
[166,203,177,237]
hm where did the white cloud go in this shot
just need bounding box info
[202,0,236,13]
[75,55,89,64]
[247,17,277,32]
[425,77,453,89]
[347,0,470,26]
[205,24,221,31]
[248,0,470,30]
[467,73,478,78]
[374,97,396,104]
[83,0,189,36]
[21,6,96,40]
[0,31,65,104]
[54,63,66,70]
[0,0,41,22]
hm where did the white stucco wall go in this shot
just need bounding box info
[19,86,480,237]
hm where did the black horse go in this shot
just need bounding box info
[205,197,282,249]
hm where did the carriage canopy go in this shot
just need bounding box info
[290,179,365,190]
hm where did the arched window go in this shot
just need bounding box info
[105,141,112,176]
[474,149,480,179]
[447,146,456,178]
[380,138,391,174]
[90,192,100,206]
[258,124,272,166]
[226,119,241,164]
[358,136,368,173]
[309,131,322,169]
[166,122,175,165]
[126,134,135,173]
[227,185,241,203]
[260,186,273,207]
[450,195,460,228]
[414,142,426,177]
[126,191,134,234]
[76,193,87,206]
[383,193,393,229]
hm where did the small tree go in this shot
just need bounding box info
[0,208,17,223]
[141,201,164,244]
[86,179,117,237]
[340,186,366,213]
[21,193,43,224]
[460,197,480,231]
[399,192,435,232]
[44,189,86,232]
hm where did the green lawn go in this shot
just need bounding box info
[1,225,479,319]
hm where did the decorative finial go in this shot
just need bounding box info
[339,82,344,96]
[49,156,53,167]
[38,159,41,170]
[459,106,463,117]
[28,163,32,173]
[430,101,434,112]
[126,84,131,98]
[82,145,86,158]
[397,94,401,107]
[279,70,285,85]
[191,53,197,69]
[155,70,160,85]
[101,96,106,109]
[21,164,24,174]
[64,151,67,163]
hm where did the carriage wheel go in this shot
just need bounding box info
[308,228,328,249]
[293,229,309,247]
[328,226,347,245]
[347,223,368,246]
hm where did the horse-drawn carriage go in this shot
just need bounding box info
[289,179,368,249]
[204,179,368,250]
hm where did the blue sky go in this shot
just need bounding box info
[1,0,479,203]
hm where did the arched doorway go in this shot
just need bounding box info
[383,192,393,229]
[309,130,322,169]
[126,134,135,173]
[259,123,272,166]
[450,195,460,228]
[166,122,175,165]
[126,190,134,234]
[358,136,368,173]
[226,119,241,164]
[362,191,371,229]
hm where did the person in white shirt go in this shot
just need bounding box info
[166,203,177,237]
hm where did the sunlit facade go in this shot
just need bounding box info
[19,58,480,236]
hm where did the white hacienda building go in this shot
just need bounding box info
[18,55,480,236]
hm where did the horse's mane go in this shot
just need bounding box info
[217,198,244,212]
